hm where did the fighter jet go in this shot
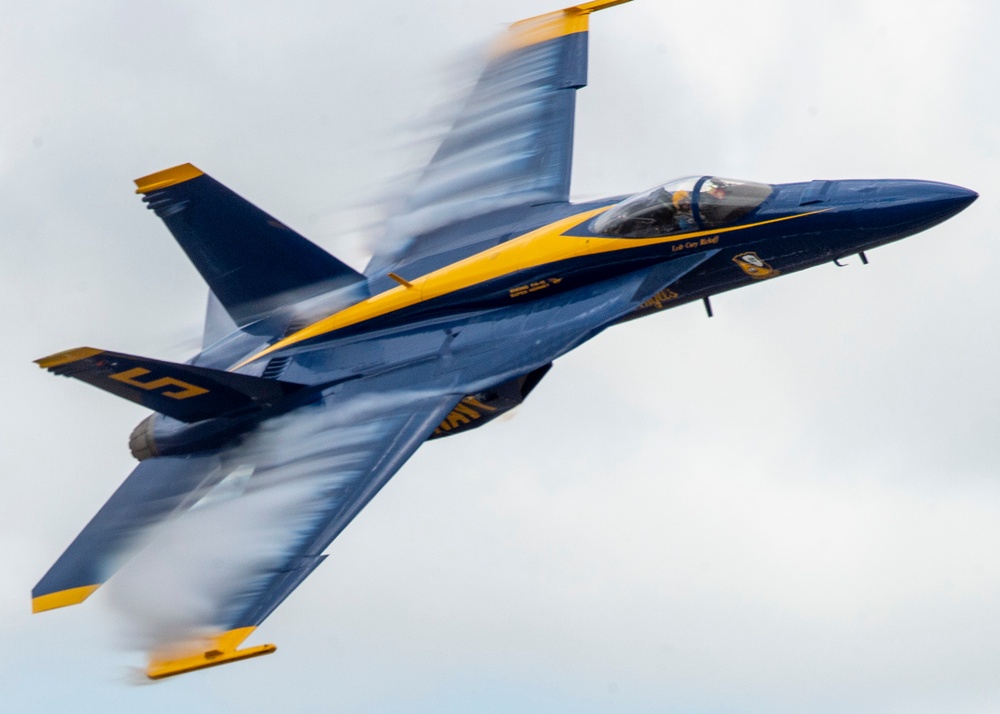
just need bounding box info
[32,0,976,678]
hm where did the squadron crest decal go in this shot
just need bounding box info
[732,251,779,279]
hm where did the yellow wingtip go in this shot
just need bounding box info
[573,0,633,13]
[32,584,100,613]
[502,0,632,52]
[34,347,103,369]
[134,163,204,194]
[146,627,276,680]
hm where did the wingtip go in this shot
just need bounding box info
[573,0,633,13]
[134,163,204,194]
[503,0,632,54]
[145,627,276,680]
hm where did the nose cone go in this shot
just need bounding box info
[844,179,977,241]
[889,179,977,218]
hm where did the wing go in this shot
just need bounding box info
[34,246,710,679]
[144,385,460,678]
[32,455,226,613]
[369,0,632,273]
[33,378,460,678]
[137,251,712,679]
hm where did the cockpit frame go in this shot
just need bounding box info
[590,176,773,238]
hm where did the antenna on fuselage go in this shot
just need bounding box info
[833,252,869,268]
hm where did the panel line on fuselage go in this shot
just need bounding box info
[232,207,829,370]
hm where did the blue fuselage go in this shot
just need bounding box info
[343,178,977,337]
[168,176,975,457]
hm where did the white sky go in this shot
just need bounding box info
[2,1,999,712]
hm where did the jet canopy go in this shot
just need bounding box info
[591,176,773,238]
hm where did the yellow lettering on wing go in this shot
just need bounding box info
[451,402,482,420]
[109,368,210,400]
[640,288,680,311]
[446,410,473,428]
[433,396,501,436]
[461,396,499,413]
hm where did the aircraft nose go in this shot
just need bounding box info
[896,180,978,213]
[844,179,977,239]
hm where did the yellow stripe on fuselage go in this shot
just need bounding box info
[233,208,827,370]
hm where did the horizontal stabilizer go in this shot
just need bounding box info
[135,164,366,324]
[36,347,304,423]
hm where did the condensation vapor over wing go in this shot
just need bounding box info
[369,3,624,273]
[105,388,456,663]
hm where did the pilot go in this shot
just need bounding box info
[672,190,695,230]
[704,180,728,200]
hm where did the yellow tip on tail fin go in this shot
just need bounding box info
[134,163,204,194]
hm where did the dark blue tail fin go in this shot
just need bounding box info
[135,164,365,325]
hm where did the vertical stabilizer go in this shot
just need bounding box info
[135,164,366,325]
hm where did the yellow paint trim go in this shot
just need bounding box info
[234,207,828,370]
[574,0,633,12]
[134,163,204,194]
[146,626,276,680]
[108,367,210,400]
[35,347,103,369]
[387,272,414,289]
[499,0,632,54]
[32,584,100,613]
